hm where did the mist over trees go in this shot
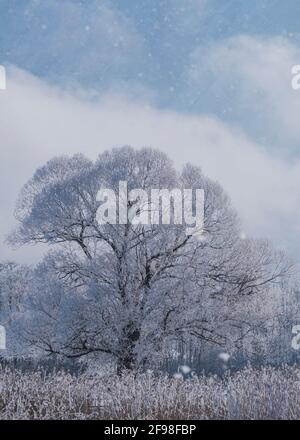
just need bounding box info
[2,147,298,373]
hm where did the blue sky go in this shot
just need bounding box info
[1,0,300,153]
[1,1,300,261]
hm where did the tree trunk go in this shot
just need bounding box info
[117,322,140,374]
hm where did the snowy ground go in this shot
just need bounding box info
[0,365,300,420]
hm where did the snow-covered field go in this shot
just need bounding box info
[0,366,300,420]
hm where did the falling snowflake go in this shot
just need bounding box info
[219,352,230,363]
[180,365,191,375]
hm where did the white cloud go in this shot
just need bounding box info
[188,35,300,150]
[1,67,300,262]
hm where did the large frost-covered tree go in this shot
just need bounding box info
[9,147,292,371]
